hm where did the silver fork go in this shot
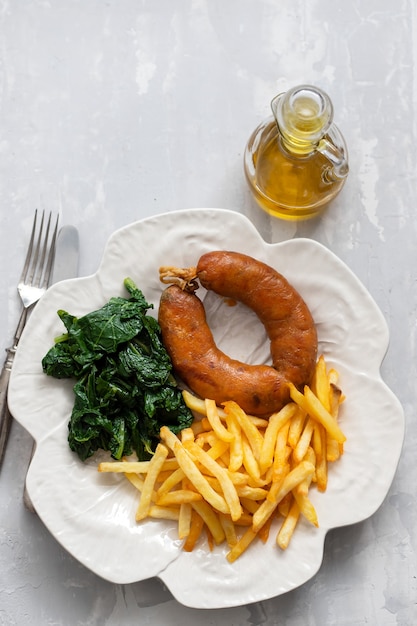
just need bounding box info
[0,210,59,469]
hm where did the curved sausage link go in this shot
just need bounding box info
[196,251,318,389]
[158,285,289,416]
[158,251,318,416]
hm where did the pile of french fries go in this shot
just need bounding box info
[98,355,345,562]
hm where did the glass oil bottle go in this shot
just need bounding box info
[244,85,349,220]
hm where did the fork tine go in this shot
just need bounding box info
[19,210,39,284]
[41,214,59,289]
[33,211,50,286]
[25,211,46,287]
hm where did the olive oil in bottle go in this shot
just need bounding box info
[244,85,349,221]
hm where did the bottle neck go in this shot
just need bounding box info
[278,130,318,156]
[272,86,333,156]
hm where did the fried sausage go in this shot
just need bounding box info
[158,251,318,416]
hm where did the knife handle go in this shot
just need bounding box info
[0,347,15,468]
[0,307,28,469]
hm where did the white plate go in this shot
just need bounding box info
[8,208,404,609]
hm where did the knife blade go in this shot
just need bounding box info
[23,224,80,511]
[51,225,80,283]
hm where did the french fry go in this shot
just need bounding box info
[135,443,169,521]
[226,411,243,472]
[312,354,331,411]
[160,427,230,515]
[293,416,315,464]
[241,433,261,483]
[156,490,203,506]
[156,467,185,497]
[200,417,211,431]
[148,505,180,521]
[328,368,339,385]
[257,515,274,544]
[191,500,225,545]
[277,499,300,549]
[292,489,318,527]
[277,492,293,517]
[288,383,346,444]
[157,470,177,483]
[98,457,179,474]
[206,438,230,461]
[205,398,234,442]
[296,447,316,496]
[226,527,258,563]
[236,485,268,500]
[219,450,230,468]
[247,416,270,428]
[288,406,306,448]
[181,427,195,443]
[316,425,328,492]
[273,421,291,482]
[223,401,264,461]
[184,441,242,522]
[99,460,151,473]
[203,474,222,493]
[183,510,205,551]
[303,385,346,445]
[326,383,343,461]
[326,438,340,462]
[227,471,249,486]
[195,431,217,449]
[124,472,145,493]
[259,403,296,473]
[312,422,323,463]
[259,464,274,488]
[182,389,212,416]
[206,527,214,551]
[233,512,253,526]
[178,502,192,539]
[219,513,238,547]
[240,497,260,515]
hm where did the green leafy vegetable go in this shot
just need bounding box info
[42,277,193,461]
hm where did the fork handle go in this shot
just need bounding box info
[0,308,29,469]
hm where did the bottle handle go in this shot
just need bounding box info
[317,135,349,182]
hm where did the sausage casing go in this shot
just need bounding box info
[197,251,318,389]
[158,251,318,416]
[158,284,289,416]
